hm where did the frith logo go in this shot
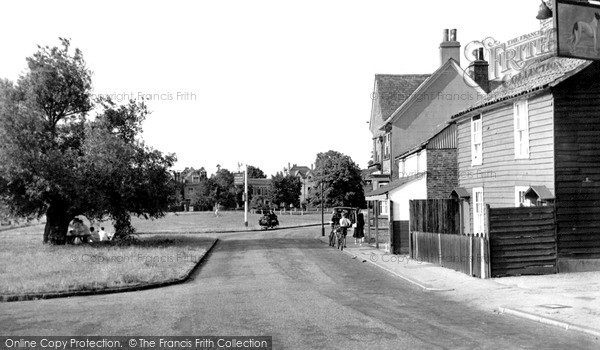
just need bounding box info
[465,28,557,83]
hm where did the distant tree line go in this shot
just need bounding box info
[179,165,302,211]
[181,150,367,212]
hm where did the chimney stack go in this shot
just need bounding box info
[440,28,461,66]
[472,48,490,93]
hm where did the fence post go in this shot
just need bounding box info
[484,204,491,237]
[469,235,473,277]
[438,233,442,265]
[375,201,379,249]
[486,236,492,278]
[480,236,487,279]
[388,199,394,254]
[553,205,559,274]
[367,202,371,245]
[409,200,413,259]
[414,231,419,261]
[483,204,491,279]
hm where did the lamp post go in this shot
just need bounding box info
[320,181,325,236]
[244,164,248,227]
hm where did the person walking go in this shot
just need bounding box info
[329,209,341,247]
[339,211,352,248]
[353,211,365,245]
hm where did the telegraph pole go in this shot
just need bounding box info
[244,164,248,227]
[321,182,325,236]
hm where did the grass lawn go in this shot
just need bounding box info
[127,210,322,234]
[0,211,320,296]
[0,230,215,295]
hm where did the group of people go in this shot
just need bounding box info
[259,209,279,228]
[67,218,110,244]
[330,209,365,247]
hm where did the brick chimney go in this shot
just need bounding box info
[472,47,490,93]
[440,29,461,65]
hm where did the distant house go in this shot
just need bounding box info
[182,168,208,204]
[368,73,430,189]
[249,178,272,208]
[288,164,315,207]
[451,56,600,272]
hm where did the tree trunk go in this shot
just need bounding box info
[113,211,135,239]
[44,204,71,245]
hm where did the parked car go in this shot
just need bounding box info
[329,207,360,225]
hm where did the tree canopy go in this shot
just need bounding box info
[270,172,301,209]
[246,165,267,179]
[310,150,366,208]
[0,38,177,244]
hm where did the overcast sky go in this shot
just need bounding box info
[0,0,539,177]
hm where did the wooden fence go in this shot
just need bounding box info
[412,231,490,278]
[409,199,489,278]
[488,206,557,277]
[409,199,460,234]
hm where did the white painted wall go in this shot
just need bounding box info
[399,150,427,177]
[389,175,427,221]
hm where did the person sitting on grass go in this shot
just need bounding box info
[67,219,83,244]
[98,227,108,241]
[76,219,91,243]
[90,227,101,243]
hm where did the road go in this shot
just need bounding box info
[1,227,598,349]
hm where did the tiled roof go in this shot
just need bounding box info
[248,178,271,186]
[365,173,427,198]
[453,57,592,119]
[375,74,431,122]
[384,59,485,126]
[289,166,312,178]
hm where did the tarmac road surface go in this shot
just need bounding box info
[1,227,598,349]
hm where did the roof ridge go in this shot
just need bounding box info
[451,57,593,119]
[375,73,431,77]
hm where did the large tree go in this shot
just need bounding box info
[0,39,176,244]
[209,168,236,209]
[310,150,366,208]
[270,172,301,209]
[246,165,267,179]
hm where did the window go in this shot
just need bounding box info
[380,200,389,216]
[471,115,483,165]
[515,186,531,207]
[373,140,378,162]
[514,100,529,159]
[384,133,391,159]
[473,187,485,234]
[400,159,406,177]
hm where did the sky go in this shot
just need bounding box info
[0,0,540,177]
